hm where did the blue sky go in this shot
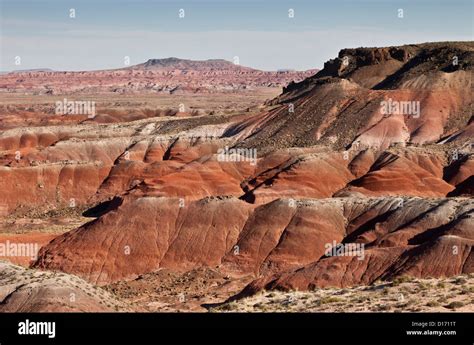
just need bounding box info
[1,0,472,71]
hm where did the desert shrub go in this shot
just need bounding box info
[376,304,391,311]
[426,301,441,307]
[320,296,344,304]
[391,276,413,286]
[445,301,464,309]
[453,277,468,285]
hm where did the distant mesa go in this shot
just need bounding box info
[6,68,54,74]
[0,57,317,94]
[131,57,250,71]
